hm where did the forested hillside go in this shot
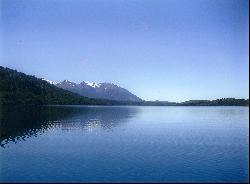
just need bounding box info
[0,66,119,105]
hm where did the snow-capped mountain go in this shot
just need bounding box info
[41,78,57,85]
[45,79,142,102]
[85,82,100,88]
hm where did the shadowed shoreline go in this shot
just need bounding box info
[0,105,139,147]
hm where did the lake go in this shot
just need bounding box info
[0,105,249,182]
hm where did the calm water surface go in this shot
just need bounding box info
[0,105,249,182]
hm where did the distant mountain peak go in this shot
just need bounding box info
[85,82,101,88]
[62,79,74,83]
[56,80,142,102]
[57,80,78,87]
[41,78,57,85]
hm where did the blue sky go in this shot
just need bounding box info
[0,0,249,102]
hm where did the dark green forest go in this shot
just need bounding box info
[180,99,249,106]
[0,66,248,106]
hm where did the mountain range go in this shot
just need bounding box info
[47,79,142,102]
[0,66,123,105]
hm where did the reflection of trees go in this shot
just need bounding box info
[0,105,139,147]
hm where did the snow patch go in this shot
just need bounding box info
[86,82,101,88]
[42,78,57,85]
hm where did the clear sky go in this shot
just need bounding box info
[0,0,249,102]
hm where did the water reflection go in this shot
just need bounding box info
[0,105,139,147]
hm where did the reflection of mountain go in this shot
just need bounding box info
[0,105,139,147]
[54,106,139,131]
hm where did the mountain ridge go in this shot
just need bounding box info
[52,79,142,102]
[0,66,126,105]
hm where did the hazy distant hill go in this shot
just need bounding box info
[136,99,248,106]
[180,99,249,106]
[0,66,120,105]
[55,80,142,102]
